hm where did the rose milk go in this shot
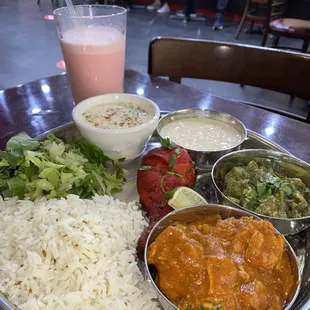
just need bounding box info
[60,27,126,103]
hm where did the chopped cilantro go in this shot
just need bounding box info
[175,147,181,155]
[257,170,294,199]
[139,166,152,171]
[282,185,293,196]
[163,187,178,200]
[228,196,240,204]
[169,155,176,167]
[161,138,176,149]
[167,171,182,178]
[257,182,266,196]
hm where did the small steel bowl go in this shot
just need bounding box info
[157,109,247,171]
[212,149,310,235]
[144,204,300,310]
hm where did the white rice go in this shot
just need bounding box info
[0,195,160,310]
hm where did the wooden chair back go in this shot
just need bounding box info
[268,0,286,19]
[263,0,286,34]
[148,37,310,101]
[262,0,310,52]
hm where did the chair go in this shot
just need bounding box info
[236,0,310,52]
[235,0,268,40]
[262,0,310,52]
[148,37,310,123]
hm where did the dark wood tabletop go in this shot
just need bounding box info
[0,69,309,163]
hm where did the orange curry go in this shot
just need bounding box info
[148,215,296,310]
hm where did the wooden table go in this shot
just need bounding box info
[1,69,310,163]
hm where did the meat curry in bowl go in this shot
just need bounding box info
[211,149,310,236]
[145,205,300,310]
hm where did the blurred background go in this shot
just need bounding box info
[0,0,309,118]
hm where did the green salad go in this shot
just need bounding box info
[0,132,124,200]
[223,160,310,218]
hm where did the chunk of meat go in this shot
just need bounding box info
[224,166,249,198]
[137,147,195,220]
[136,146,195,259]
[240,280,282,310]
[244,230,284,270]
[287,192,309,218]
[228,216,261,254]
[201,295,239,310]
[205,256,238,294]
[256,196,287,218]
[211,217,239,241]
[148,225,207,304]
[246,160,267,184]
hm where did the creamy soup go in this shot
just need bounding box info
[82,103,152,129]
[160,118,243,151]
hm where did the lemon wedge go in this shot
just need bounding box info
[167,187,207,210]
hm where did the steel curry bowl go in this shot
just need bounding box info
[144,204,301,310]
[211,149,310,236]
[157,109,247,171]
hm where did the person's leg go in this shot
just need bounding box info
[213,0,229,30]
[217,0,229,16]
[147,0,161,11]
[157,0,170,13]
[185,0,195,15]
[176,0,196,18]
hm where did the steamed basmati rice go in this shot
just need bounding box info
[0,195,160,310]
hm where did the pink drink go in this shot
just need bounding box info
[60,27,126,103]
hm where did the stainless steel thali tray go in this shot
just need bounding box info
[1,112,309,310]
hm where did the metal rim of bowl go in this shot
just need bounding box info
[211,149,310,222]
[144,204,301,310]
[156,109,247,154]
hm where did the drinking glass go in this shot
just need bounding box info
[54,5,127,104]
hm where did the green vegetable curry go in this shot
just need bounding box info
[223,160,310,218]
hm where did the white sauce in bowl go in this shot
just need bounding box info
[82,103,152,129]
[160,118,243,151]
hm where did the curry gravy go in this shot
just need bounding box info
[148,215,296,310]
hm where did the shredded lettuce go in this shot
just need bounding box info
[0,132,124,200]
